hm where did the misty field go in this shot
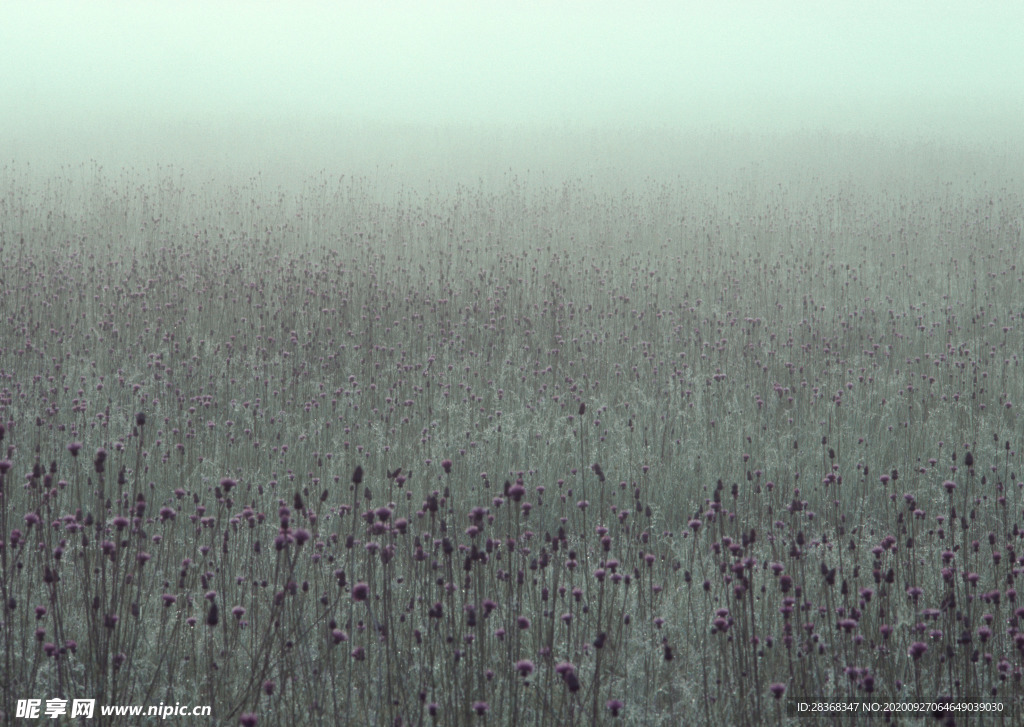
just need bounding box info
[1,145,1023,726]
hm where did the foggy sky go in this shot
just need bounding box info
[2,0,1021,183]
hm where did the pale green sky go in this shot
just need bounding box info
[2,0,1021,177]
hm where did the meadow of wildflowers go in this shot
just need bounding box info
[1,137,1023,726]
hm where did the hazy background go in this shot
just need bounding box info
[2,0,1022,188]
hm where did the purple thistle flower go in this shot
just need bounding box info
[515,659,535,677]
[352,582,370,602]
[606,699,624,716]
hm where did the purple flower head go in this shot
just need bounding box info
[352,582,370,602]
